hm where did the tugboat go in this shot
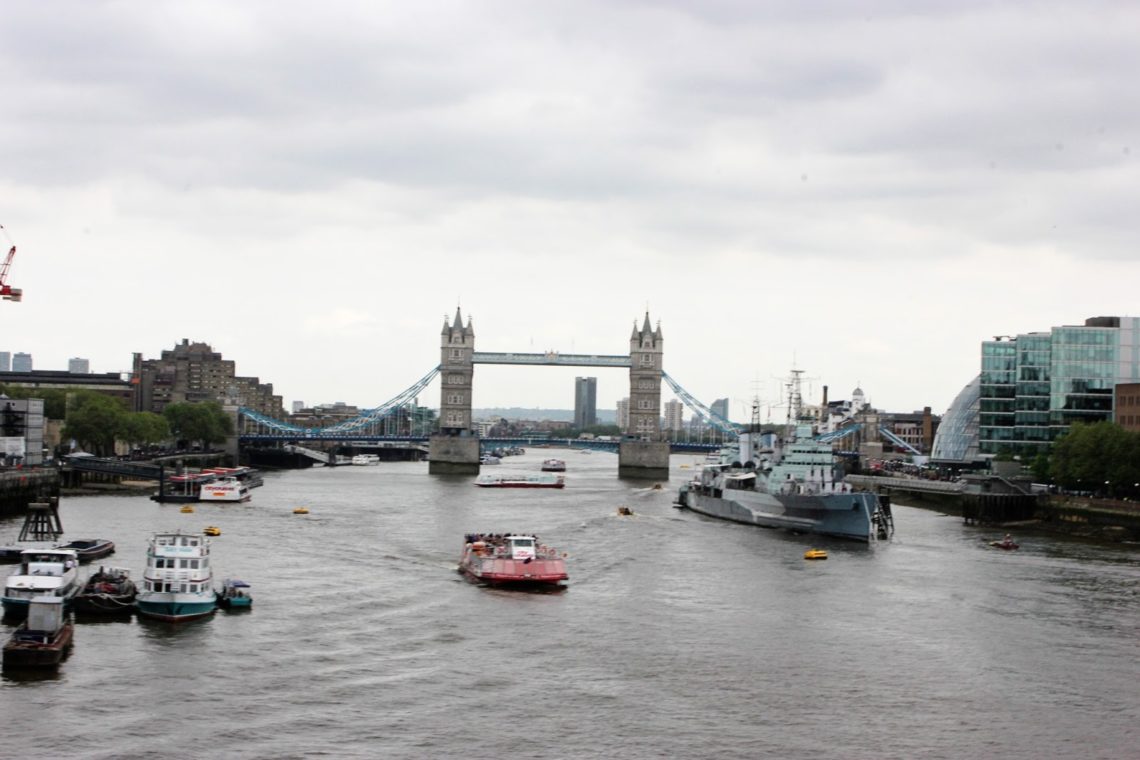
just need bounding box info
[2,597,73,671]
[73,566,137,615]
[458,534,568,589]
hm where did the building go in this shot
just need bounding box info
[68,358,90,374]
[12,353,31,372]
[0,396,45,466]
[932,377,981,462]
[710,397,729,422]
[292,400,305,414]
[616,397,629,430]
[132,339,284,418]
[664,398,684,433]
[978,316,1140,457]
[574,377,597,429]
[1114,383,1140,432]
[627,314,663,440]
[0,352,9,372]
[438,309,475,434]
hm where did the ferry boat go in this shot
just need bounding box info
[678,375,894,544]
[152,472,218,503]
[474,473,566,489]
[458,534,568,588]
[198,477,251,503]
[2,598,73,670]
[351,454,380,466]
[202,466,264,488]
[540,458,566,472]
[135,531,217,622]
[2,548,81,617]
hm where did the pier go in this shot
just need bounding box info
[0,469,60,517]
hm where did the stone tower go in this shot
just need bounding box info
[627,312,663,441]
[438,307,475,434]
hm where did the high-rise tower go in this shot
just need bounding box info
[627,313,663,441]
[438,307,475,434]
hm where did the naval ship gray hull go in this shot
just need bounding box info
[682,485,888,542]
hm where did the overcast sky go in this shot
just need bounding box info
[2,1,1137,422]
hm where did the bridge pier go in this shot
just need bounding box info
[428,434,480,475]
[618,440,670,480]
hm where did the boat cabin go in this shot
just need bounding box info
[24,597,65,638]
[17,550,77,576]
[504,535,536,561]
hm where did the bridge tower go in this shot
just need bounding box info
[619,313,670,479]
[428,307,481,474]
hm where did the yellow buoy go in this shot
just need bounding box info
[293,507,310,515]
[804,549,828,561]
[203,526,221,536]
[180,505,195,513]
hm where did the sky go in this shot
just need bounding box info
[2,1,1138,423]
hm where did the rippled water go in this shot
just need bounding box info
[2,451,1137,759]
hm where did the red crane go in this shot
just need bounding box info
[0,224,22,302]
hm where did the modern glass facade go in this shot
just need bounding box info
[977,317,1140,456]
[931,375,980,462]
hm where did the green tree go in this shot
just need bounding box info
[0,384,68,419]
[62,391,129,455]
[119,412,170,450]
[163,401,233,450]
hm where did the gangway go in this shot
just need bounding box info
[282,444,333,465]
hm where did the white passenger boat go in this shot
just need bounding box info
[198,477,251,503]
[2,549,81,617]
[135,531,217,622]
[351,454,380,466]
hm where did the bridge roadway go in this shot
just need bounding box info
[240,434,719,453]
[471,352,630,367]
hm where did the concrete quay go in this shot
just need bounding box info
[0,469,61,517]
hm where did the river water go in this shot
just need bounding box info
[2,450,1137,759]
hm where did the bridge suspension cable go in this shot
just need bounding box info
[660,371,742,435]
[240,365,441,436]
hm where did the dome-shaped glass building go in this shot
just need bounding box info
[931,375,980,462]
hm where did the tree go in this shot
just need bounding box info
[0,384,68,419]
[61,391,129,455]
[119,412,170,450]
[163,401,233,450]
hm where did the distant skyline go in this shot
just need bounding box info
[3,3,1138,417]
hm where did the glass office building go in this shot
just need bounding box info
[978,316,1140,457]
[931,375,980,462]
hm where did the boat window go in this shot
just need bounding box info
[189,559,199,569]
[514,539,535,548]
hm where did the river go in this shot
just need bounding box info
[2,450,1137,759]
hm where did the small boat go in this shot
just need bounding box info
[180,505,195,514]
[617,506,634,516]
[198,477,251,503]
[135,531,217,622]
[293,507,310,515]
[480,454,502,465]
[203,526,221,537]
[540,458,566,472]
[2,598,73,670]
[201,466,264,488]
[989,539,1020,550]
[73,566,136,615]
[804,549,829,560]
[215,578,252,610]
[53,538,115,564]
[351,454,380,466]
[2,549,82,618]
[458,534,568,589]
[474,474,565,489]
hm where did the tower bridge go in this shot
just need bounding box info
[238,307,736,477]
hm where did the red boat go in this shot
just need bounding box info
[458,534,568,588]
[989,536,1020,550]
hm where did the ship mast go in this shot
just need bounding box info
[786,369,805,425]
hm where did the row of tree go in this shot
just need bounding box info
[0,385,232,457]
[1032,421,1140,497]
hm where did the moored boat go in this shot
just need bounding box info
[540,458,566,472]
[480,454,501,465]
[152,472,217,504]
[202,466,265,488]
[458,534,568,589]
[2,549,81,618]
[54,538,115,564]
[135,531,217,622]
[198,477,251,503]
[73,566,137,615]
[474,473,565,489]
[678,373,894,544]
[215,578,252,609]
[351,454,380,466]
[2,597,73,670]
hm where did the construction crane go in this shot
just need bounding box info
[0,224,22,302]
